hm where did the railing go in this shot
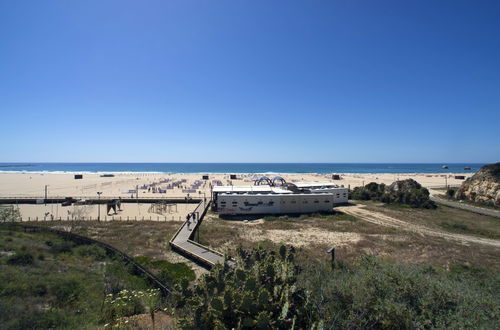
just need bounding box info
[0,196,203,203]
[19,215,185,222]
[0,222,173,296]
[426,184,461,189]
[169,198,227,269]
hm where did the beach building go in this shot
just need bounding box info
[212,176,348,215]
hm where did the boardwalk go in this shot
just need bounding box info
[169,199,226,268]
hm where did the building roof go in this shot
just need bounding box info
[293,181,339,188]
[213,181,345,193]
[213,185,273,193]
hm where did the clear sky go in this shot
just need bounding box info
[0,0,499,163]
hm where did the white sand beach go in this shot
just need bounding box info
[0,172,472,220]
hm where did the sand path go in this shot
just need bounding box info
[336,204,500,248]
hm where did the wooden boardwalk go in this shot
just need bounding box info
[169,199,226,269]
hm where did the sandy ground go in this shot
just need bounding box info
[0,172,471,198]
[0,171,472,220]
[240,227,362,247]
[12,203,196,222]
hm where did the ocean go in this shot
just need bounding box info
[0,163,483,174]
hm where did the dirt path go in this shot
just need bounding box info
[427,190,500,218]
[336,204,500,248]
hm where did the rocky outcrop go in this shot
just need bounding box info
[455,162,500,207]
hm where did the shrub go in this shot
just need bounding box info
[0,207,21,222]
[8,310,71,329]
[73,244,107,261]
[6,252,34,266]
[136,256,195,286]
[351,179,436,209]
[47,240,75,254]
[52,279,82,305]
[300,255,499,329]
[157,261,195,286]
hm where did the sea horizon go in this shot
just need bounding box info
[0,162,485,174]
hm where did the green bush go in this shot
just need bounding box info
[0,207,21,222]
[7,309,72,329]
[6,252,34,266]
[46,239,75,254]
[52,279,82,305]
[351,179,436,209]
[300,255,499,329]
[157,261,195,286]
[135,256,195,286]
[446,188,456,198]
[73,244,107,261]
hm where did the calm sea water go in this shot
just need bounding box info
[0,163,483,174]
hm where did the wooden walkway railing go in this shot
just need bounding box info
[0,223,173,296]
[169,198,227,269]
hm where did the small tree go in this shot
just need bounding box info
[0,206,21,222]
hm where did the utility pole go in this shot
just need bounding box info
[445,176,448,190]
[44,185,48,205]
[97,192,102,221]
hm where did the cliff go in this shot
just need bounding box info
[455,162,500,207]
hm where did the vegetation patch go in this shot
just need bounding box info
[174,245,499,329]
[351,179,437,209]
[300,254,499,329]
[0,226,165,329]
[439,222,500,239]
[135,256,195,286]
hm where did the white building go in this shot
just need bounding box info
[212,176,348,215]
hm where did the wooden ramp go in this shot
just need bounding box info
[169,199,226,269]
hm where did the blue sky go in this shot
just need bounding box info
[0,0,499,163]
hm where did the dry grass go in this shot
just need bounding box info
[25,202,500,274]
[361,201,500,239]
[199,209,500,270]
[23,220,208,277]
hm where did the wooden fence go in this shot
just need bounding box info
[0,222,173,296]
